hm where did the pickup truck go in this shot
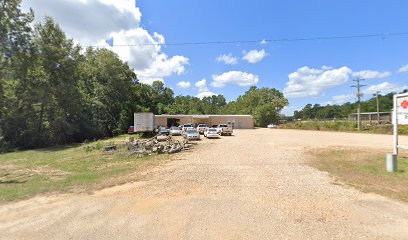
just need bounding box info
[217,124,233,136]
[196,124,208,134]
[182,124,193,132]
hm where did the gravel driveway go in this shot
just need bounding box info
[1,129,408,239]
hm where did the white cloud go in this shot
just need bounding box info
[281,106,301,116]
[364,82,408,95]
[352,70,391,79]
[195,79,209,92]
[331,94,355,105]
[216,54,238,65]
[324,81,407,106]
[211,71,259,88]
[242,49,267,63]
[194,79,217,98]
[283,66,352,98]
[398,64,408,73]
[23,0,141,45]
[133,53,189,84]
[23,0,189,84]
[321,66,333,70]
[260,39,267,44]
[196,91,216,98]
[176,81,191,88]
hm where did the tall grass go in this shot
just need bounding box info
[280,121,408,135]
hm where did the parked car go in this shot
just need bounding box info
[267,123,278,129]
[127,126,134,134]
[196,124,208,134]
[169,126,182,136]
[158,126,170,135]
[183,127,195,132]
[183,128,201,140]
[182,124,193,132]
[217,124,233,136]
[204,128,221,138]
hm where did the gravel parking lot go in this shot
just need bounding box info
[1,129,408,239]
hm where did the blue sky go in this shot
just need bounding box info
[23,0,408,115]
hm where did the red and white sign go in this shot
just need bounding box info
[401,100,408,109]
[396,94,408,125]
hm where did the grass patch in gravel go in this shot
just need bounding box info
[307,147,408,202]
[0,134,169,203]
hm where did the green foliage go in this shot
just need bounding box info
[281,121,358,132]
[223,86,288,127]
[293,92,406,120]
[166,94,227,115]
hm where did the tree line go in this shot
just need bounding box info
[292,91,407,121]
[0,1,288,150]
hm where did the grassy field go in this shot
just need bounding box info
[0,134,170,203]
[280,121,408,135]
[307,147,408,202]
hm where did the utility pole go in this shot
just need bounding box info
[351,78,366,131]
[373,91,380,123]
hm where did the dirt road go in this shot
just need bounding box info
[1,129,408,239]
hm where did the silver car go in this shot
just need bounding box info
[183,128,200,140]
[267,123,277,129]
[182,124,193,132]
[169,126,182,136]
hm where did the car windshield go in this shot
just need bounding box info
[184,125,192,127]
[208,128,217,132]
[219,124,228,127]
[198,124,207,127]
[187,130,197,134]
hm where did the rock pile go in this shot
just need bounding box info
[103,136,192,158]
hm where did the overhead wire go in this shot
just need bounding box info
[84,32,408,47]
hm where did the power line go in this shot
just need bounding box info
[85,32,408,48]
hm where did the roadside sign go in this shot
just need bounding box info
[396,97,408,125]
[393,93,408,155]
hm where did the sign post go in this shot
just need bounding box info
[389,93,408,172]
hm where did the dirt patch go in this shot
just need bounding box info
[0,165,70,184]
[306,147,408,202]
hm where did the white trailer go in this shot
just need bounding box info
[134,112,155,133]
